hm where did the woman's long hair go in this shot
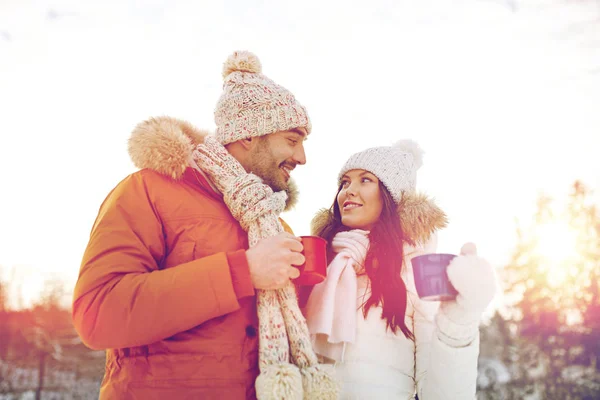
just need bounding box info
[317,182,414,340]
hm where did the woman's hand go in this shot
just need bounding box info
[436,242,497,347]
[445,242,496,317]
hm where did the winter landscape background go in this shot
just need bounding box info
[1,0,599,399]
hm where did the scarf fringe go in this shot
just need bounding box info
[256,363,303,400]
[301,365,340,400]
[255,364,339,400]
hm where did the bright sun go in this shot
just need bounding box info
[534,221,579,287]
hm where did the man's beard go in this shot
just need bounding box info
[248,139,288,192]
[248,139,298,210]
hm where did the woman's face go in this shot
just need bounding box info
[337,169,383,231]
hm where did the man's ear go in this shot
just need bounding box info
[239,137,255,150]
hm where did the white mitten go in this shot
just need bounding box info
[436,242,496,347]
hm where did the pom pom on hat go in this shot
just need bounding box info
[215,50,311,145]
[394,139,424,170]
[222,50,262,79]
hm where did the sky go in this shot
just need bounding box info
[1,0,599,308]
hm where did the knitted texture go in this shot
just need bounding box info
[214,51,311,145]
[191,136,337,400]
[338,140,424,204]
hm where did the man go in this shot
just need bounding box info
[72,51,317,399]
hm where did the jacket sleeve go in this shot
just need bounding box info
[407,234,480,400]
[72,172,254,350]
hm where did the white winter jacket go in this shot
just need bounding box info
[331,237,480,400]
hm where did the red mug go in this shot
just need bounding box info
[294,236,327,286]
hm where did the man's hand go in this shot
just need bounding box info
[246,232,304,290]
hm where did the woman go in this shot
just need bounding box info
[303,140,496,399]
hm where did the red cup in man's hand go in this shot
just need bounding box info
[294,236,327,286]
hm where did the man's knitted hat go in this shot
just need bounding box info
[214,50,311,145]
[338,140,424,204]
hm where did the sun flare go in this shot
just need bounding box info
[534,222,579,287]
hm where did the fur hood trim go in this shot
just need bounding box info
[310,191,448,245]
[128,116,210,180]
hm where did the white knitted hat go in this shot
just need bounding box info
[338,140,424,204]
[214,50,311,145]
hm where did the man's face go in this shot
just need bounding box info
[247,128,307,192]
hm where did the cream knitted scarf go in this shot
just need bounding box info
[192,136,338,400]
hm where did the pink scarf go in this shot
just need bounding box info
[304,230,370,362]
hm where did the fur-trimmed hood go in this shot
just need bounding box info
[310,191,447,245]
[127,116,299,210]
[128,116,210,180]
